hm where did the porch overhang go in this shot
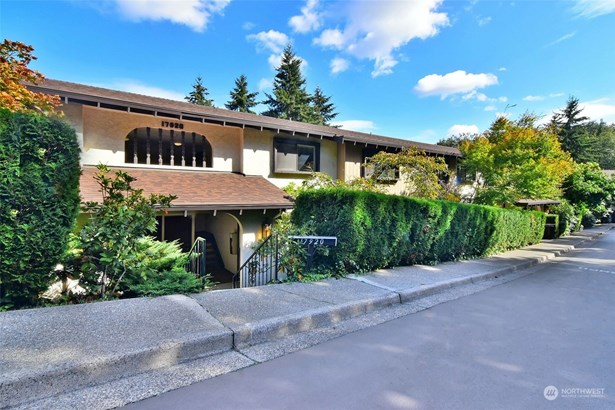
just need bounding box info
[80,166,294,211]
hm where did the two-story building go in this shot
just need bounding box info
[30,79,461,286]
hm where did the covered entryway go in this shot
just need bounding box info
[80,166,294,286]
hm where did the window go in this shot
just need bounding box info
[362,148,399,182]
[274,138,319,173]
[125,128,212,168]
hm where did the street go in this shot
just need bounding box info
[124,231,615,410]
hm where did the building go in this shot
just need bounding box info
[31,79,461,286]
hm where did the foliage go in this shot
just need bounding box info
[0,109,80,309]
[121,237,208,297]
[552,200,581,236]
[366,147,459,201]
[460,114,574,206]
[436,134,474,148]
[283,172,382,199]
[225,74,258,113]
[185,76,214,106]
[262,44,312,122]
[0,39,61,114]
[308,86,337,125]
[570,121,615,169]
[562,162,615,227]
[78,165,176,299]
[550,96,590,162]
[292,188,546,276]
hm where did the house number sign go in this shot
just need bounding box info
[289,235,338,268]
[160,121,185,129]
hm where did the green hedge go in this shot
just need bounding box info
[292,188,546,274]
[0,109,81,309]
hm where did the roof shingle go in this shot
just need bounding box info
[80,166,294,210]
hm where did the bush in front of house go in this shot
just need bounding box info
[0,109,80,310]
[120,237,209,298]
[291,188,546,275]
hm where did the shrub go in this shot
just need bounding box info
[292,188,546,275]
[78,165,175,299]
[0,109,80,309]
[121,237,208,297]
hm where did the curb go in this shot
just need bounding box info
[232,292,400,348]
[1,329,233,409]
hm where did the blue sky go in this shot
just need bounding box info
[2,0,615,143]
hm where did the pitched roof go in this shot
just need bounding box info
[30,79,461,157]
[80,166,294,211]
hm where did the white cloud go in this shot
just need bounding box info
[484,105,497,112]
[330,57,350,74]
[545,31,576,47]
[247,30,289,54]
[580,98,615,123]
[242,21,255,30]
[498,96,508,102]
[571,0,615,18]
[477,16,492,26]
[549,92,565,98]
[105,80,185,101]
[314,28,345,48]
[498,67,507,72]
[267,53,283,70]
[258,78,273,91]
[331,120,376,133]
[313,0,449,77]
[113,0,230,32]
[414,70,498,99]
[447,124,479,137]
[289,0,321,33]
[523,95,545,101]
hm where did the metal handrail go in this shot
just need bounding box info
[233,234,280,288]
[186,237,206,278]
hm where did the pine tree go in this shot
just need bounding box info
[225,74,258,113]
[262,44,312,122]
[309,86,337,125]
[185,76,214,106]
[551,96,589,161]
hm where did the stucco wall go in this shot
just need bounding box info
[79,106,241,172]
[243,128,338,190]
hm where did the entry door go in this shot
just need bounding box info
[162,215,193,252]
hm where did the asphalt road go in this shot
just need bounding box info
[124,231,615,410]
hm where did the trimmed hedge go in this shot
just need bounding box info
[292,188,546,274]
[0,109,81,309]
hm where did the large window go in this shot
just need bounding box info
[125,128,212,168]
[274,138,319,173]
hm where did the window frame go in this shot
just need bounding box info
[273,137,320,174]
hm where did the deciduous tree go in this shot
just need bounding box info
[460,114,574,206]
[0,39,61,114]
[366,147,458,200]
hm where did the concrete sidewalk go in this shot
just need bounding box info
[1,225,612,409]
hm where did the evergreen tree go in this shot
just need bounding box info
[309,86,337,125]
[225,74,258,113]
[262,44,312,122]
[185,76,214,106]
[551,96,589,161]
